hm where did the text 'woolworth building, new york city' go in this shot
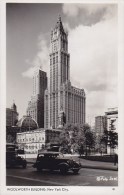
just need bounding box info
[44,16,86,129]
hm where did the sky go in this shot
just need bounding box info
[6,3,118,126]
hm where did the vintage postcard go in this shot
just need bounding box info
[0,0,124,195]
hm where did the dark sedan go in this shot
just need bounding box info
[33,151,81,174]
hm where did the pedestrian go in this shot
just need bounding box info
[114,153,118,166]
[70,148,73,155]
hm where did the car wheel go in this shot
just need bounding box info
[60,166,68,175]
[37,166,42,171]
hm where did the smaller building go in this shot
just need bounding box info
[17,129,45,154]
[6,103,19,127]
[94,108,118,155]
[6,115,39,144]
[105,107,118,154]
[95,116,107,136]
[105,107,118,133]
[94,115,107,154]
[16,128,62,154]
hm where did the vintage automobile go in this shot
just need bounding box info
[33,151,81,174]
[6,143,27,168]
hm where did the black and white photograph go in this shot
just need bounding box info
[0,0,124,194]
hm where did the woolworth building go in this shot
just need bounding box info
[44,16,86,129]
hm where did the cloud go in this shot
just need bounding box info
[68,17,117,92]
[22,34,49,78]
[62,4,117,26]
[63,4,118,119]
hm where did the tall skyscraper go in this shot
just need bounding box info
[27,68,47,128]
[44,17,86,129]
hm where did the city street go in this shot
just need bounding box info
[6,164,118,186]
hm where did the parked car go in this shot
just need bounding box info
[33,151,81,174]
[6,143,27,168]
[6,151,27,168]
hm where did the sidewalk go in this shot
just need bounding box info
[79,158,118,171]
[26,154,118,171]
[65,155,118,171]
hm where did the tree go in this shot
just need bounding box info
[59,123,96,155]
[59,124,84,153]
[59,130,71,153]
[84,129,95,155]
[6,134,15,143]
[101,130,118,155]
[108,131,118,151]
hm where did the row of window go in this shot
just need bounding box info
[50,56,58,65]
[17,137,44,143]
[50,53,69,66]
[61,40,67,51]
[24,144,44,150]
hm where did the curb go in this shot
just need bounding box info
[81,165,118,171]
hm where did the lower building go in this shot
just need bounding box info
[16,128,62,154]
[6,103,18,127]
[95,116,107,136]
[94,108,118,155]
[105,107,118,133]
[94,115,107,154]
[45,81,86,129]
[105,107,118,154]
[6,126,20,144]
[6,115,38,144]
[16,129,45,154]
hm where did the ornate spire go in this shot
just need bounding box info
[58,15,61,22]
[55,15,64,32]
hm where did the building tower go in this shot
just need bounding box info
[27,68,47,128]
[50,16,70,91]
[44,16,86,129]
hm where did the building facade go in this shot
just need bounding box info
[95,115,107,154]
[94,108,118,154]
[105,107,118,154]
[44,17,86,129]
[6,103,19,127]
[6,115,38,144]
[27,68,47,128]
[105,107,118,133]
[16,128,62,154]
[17,129,45,154]
[95,116,107,136]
